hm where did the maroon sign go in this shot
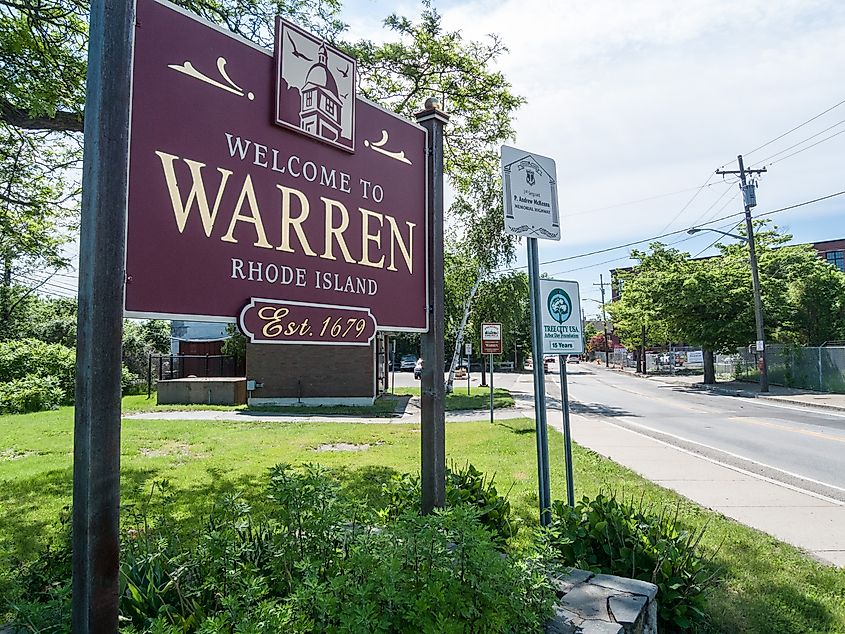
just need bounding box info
[125,0,428,333]
[239,298,376,345]
[481,322,503,355]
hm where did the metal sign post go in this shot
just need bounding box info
[502,145,560,526]
[465,342,472,395]
[416,100,449,514]
[527,239,552,524]
[538,278,583,510]
[558,356,575,507]
[489,353,494,425]
[72,0,135,629]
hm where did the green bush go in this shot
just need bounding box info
[0,338,75,402]
[0,375,65,413]
[6,465,553,633]
[541,492,720,631]
[381,462,516,543]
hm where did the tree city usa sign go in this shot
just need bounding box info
[125,0,428,344]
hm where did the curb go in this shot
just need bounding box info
[601,365,845,413]
[663,379,845,412]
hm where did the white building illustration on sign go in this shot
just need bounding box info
[274,19,356,152]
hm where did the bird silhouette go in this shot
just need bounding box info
[339,92,348,100]
[337,64,350,78]
[287,32,312,61]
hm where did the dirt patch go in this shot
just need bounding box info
[314,441,384,452]
[0,448,36,461]
[139,442,192,458]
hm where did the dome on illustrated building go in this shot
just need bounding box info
[304,44,338,96]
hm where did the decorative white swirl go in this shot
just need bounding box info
[168,56,255,101]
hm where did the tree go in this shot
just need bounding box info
[611,223,845,383]
[588,333,610,354]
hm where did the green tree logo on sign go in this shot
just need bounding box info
[548,288,572,324]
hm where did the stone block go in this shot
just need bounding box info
[590,573,658,601]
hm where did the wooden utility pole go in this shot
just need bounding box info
[716,155,769,392]
[416,98,449,513]
[72,0,135,629]
[593,275,611,367]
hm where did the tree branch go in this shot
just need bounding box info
[0,99,83,132]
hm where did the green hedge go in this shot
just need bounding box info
[0,339,75,402]
[0,375,65,414]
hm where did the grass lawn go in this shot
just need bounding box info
[122,393,400,417]
[1,402,844,632]
[393,386,515,410]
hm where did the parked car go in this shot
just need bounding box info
[400,354,416,371]
[414,358,423,379]
[566,355,580,364]
[544,355,557,373]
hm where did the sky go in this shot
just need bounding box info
[344,0,845,317]
[41,0,845,319]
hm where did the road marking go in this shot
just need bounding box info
[590,416,845,502]
[730,416,845,444]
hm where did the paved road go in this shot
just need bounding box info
[541,365,845,503]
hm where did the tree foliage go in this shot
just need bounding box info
[609,224,845,377]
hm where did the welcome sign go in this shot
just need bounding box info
[125,0,428,334]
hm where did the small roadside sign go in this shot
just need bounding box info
[501,145,561,241]
[465,342,472,355]
[539,279,584,355]
[481,322,503,355]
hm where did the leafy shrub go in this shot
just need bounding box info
[541,492,720,631]
[381,462,516,543]
[0,375,65,413]
[0,338,75,402]
[6,465,551,632]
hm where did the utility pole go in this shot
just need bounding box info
[716,155,769,392]
[594,275,611,367]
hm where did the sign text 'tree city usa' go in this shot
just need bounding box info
[539,279,584,355]
[125,0,428,334]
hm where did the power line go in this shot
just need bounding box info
[764,128,845,167]
[496,188,845,274]
[562,181,731,217]
[655,173,716,235]
[749,117,845,167]
[740,97,845,160]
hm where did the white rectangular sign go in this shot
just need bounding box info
[687,350,704,364]
[539,279,584,354]
[501,145,561,241]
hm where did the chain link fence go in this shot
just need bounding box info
[736,344,845,392]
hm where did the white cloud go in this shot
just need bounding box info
[341,0,845,301]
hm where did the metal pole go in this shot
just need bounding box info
[416,100,448,514]
[467,349,471,395]
[147,354,152,399]
[559,356,575,507]
[72,0,135,629]
[489,353,494,426]
[527,237,551,525]
[599,273,609,367]
[737,155,769,392]
[391,339,396,394]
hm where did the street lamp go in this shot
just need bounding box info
[688,224,769,392]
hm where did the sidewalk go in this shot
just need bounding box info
[603,363,845,412]
[526,370,845,568]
